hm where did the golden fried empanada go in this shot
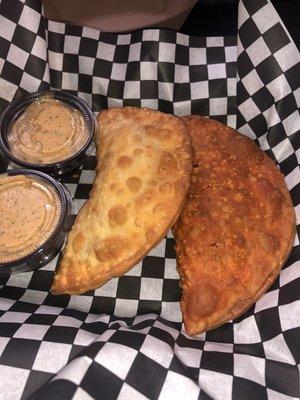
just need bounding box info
[173,116,295,336]
[51,107,192,294]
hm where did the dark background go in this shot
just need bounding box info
[180,0,300,50]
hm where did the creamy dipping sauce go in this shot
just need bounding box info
[8,97,89,164]
[0,175,61,263]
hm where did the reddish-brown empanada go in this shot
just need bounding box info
[173,116,295,336]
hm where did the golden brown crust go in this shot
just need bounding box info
[172,116,296,336]
[51,107,192,295]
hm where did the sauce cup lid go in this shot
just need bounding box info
[0,168,73,275]
[0,90,96,175]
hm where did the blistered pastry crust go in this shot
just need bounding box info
[51,107,192,294]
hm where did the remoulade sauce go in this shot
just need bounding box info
[8,97,89,164]
[0,174,61,263]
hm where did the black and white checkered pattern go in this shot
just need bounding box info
[0,0,238,125]
[0,0,299,399]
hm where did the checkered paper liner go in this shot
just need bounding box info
[0,0,299,399]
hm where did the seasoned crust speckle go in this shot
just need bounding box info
[51,107,193,295]
[173,116,296,336]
